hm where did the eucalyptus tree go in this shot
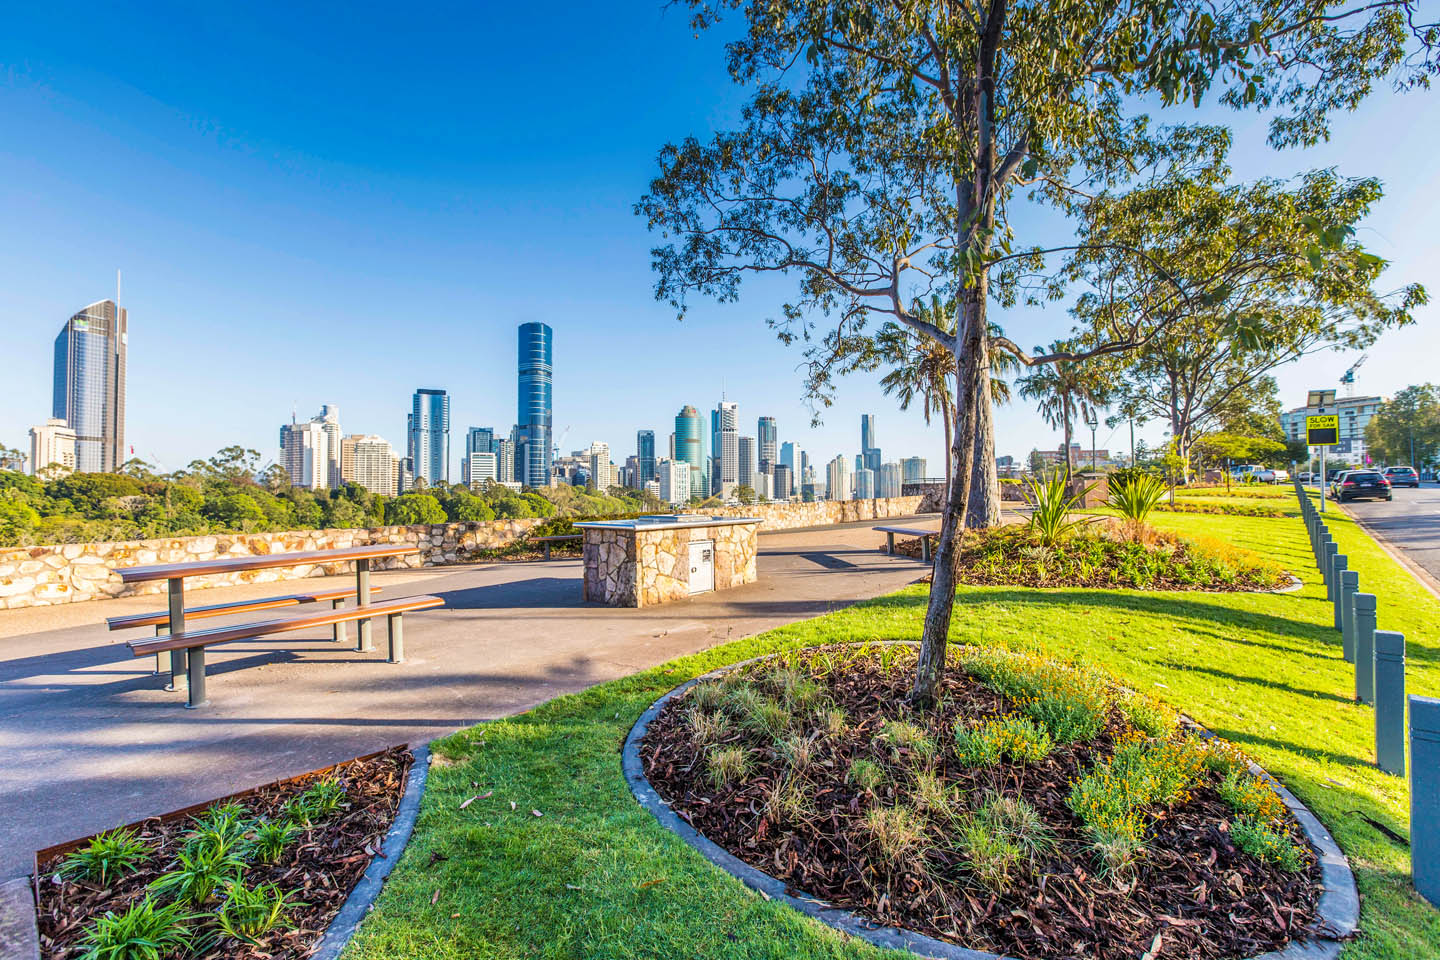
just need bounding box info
[639,0,1436,703]
[1084,167,1425,469]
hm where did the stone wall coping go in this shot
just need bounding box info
[574,516,763,533]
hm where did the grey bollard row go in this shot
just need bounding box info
[1340,569,1359,660]
[1323,541,1338,595]
[1353,593,1376,698]
[1330,555,1348,629]
[1317,529,1331,573]
[1411,695,1440,907]
[1374,630,1407,776]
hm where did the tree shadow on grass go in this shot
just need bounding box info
[1154,659,1356,705]
[1202,725,1377,773]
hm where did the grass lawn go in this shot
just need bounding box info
[343,496,1438,960]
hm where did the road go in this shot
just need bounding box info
[1319,481,1440,588]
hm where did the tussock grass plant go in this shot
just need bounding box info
[77,896,197,960]
[848,758,887,793]
[762,775,813,824]
[687,681,726,713]
[1218,770,1288,821]
[706,746,751,789]
[861,805,928,865]
[217,879,299,943]
[739,697,793,741]
[878,719,936,761]
[776,733,816,773]
[955,795,1053,891]
[911,770,961,819]
[60,828,151,886]
[149,843,247,905]
[814,705,847,738]
[686,707,731,745]
[721,685,764,719]
[250,819,301,865]
[1231,817,1305,871]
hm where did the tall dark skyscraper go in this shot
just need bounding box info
[516,322,553,487]
[674,405,705,498]
[757,416,777,472]
[53,299,127,473]
[636,429,656,483]
[861,413,881,472]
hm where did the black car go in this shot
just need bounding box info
[1383,465,1421,488]
[1333,470,1392,502]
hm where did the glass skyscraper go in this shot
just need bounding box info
[861,413,881,472]
[757,416,777,472]
[53,299,127,473]
[674,405,705,498]
[516,322,553,487]
[636,429,656,484]
[408,388,450,487]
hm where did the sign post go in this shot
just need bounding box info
[1306,389,1338,514]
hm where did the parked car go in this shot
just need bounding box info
[1327,471,1353,498]
[1232,464,1278,484]
[1297,471,1314,482]
[1382,465,1421,488]
[1331,471,1392,502]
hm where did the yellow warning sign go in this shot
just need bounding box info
[1306,415,1339,446]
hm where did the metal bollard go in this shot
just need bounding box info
[1411,695,1440,907]
[1340,570,1359,659]
[1317,529,1332,572]
[1323,541,1338,593]
[1374,630,1407,776]
[1330,555,1348,629]
[1354,593,1376,701]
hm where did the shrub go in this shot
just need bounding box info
[250,819,301,865]
[848,758,887,792]
[217,880,298,943]
[149,843,246,904]
[1217,771,1288,822]
[861,805,928,864]
[1115,690,1179,739]
[1198,738,1251,778]
[1231,817,1305,871]
[953,722,1002,767]
[1108,473,1168,538]
[706,746,751,788]
[77,897,196,960]
[60,828,151,885]
[954,715,1053,766]
[1025,473,1098,547]
[961,647,1111,743]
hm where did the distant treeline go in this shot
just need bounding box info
[0,446,666,548]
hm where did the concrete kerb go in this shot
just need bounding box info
[0,747,431,960]
[622,649,1358,960]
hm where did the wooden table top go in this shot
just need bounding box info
[118,543,421,584]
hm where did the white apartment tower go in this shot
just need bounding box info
[28,419,77,476]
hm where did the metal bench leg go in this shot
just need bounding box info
[332,598,347,644]
[357,558,374,653]
[921,536,933,563]
[544,542,552,562]
[388,613,404,663]
[185,647,209,709]
[167,650,188,691]
[885,532,895,555]
[153,624,168,676]
[165,578,187,692]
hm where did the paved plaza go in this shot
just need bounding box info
[0,519,937,879]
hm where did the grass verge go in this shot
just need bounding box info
[343,502,1438,960]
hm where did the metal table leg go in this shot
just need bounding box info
[332,597,347,643]
[165,577,187,692]
[356,558,373,652]
[388,613,404,663]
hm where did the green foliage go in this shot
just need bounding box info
[250,819,301,865]
[1365,384,1440,467]
[1025,472,1096,547]
[1115,690,1179,739]
[860,805,927,865]
[385,493,446,525]
[1217,771,1289,822]
[77,897,196,960]
[954,795,1053,891]
[960,647,1110,743]
[149,842,246,904]
[954,715,1053,766]
[877,719,936,761]
[60,828,151,885]
[216,879,298,943]
[1107,473,1168,535]
[1231,817,1305,871]
[283,778,347,826]
[847,758,887,793]
[706,746,751,788]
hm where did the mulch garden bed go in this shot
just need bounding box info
[640,647,1321,960]
[35,746,412,959]
[891,525,1287,591]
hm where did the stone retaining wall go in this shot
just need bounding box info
[0,496,927,610]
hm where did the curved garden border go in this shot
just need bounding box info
[622,655,1357,960]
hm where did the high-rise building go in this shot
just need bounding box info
[737,435,757,488]
[496,437,514,484]
[659,458,691,506]
[315,404,342,488]
[588,441,613,491]
[341,434,400,496]
[878,462,903,498]
[52,299,127,473]
[674,405,706,498]
[280,415,330,490]
[772,463,793,502]
[468,452,498,487]
[711,401,738,493]
[462,426,495,485]
[757,417,777,472]
[28,418,77,476]
[901,456,928,484]
[408,389,450,488]
[636,430,656,484]
[826,454,853,501]
[860,413,881,472]
[516,322,554,487]
[854,467,876,499]
[779,441,797,495]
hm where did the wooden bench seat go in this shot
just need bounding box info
[531,534,582,560]
[874,525,939,562]
[130,594,444,708]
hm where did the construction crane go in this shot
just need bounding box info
[1339,355,1368,397]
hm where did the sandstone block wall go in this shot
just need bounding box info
[583,521,759,607]
[0,495,928,610]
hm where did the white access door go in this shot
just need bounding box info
[688,540,715,594]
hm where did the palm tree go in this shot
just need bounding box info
[1017,342,1107,479]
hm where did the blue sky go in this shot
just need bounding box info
[1,2,1436,478]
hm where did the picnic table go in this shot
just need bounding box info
[117,543,429,707]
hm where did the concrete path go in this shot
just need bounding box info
[0,519,937,879]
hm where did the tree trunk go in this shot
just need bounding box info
[1062,402,1074,482]
[912,287,985,705]
[941,391,954,493]
[966,356,1002,528]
